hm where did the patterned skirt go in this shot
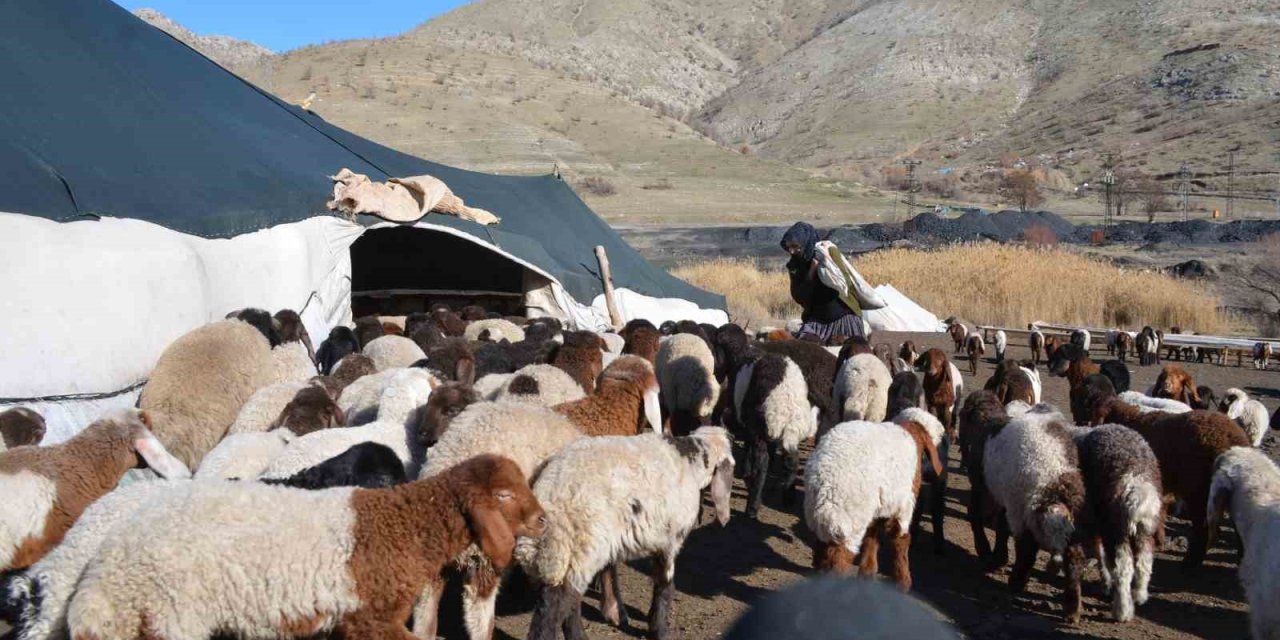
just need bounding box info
[796,313,866,344]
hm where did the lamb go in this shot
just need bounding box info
[0,409,189,572]
[550,331,608,394]
[64,455,544,640]
[1253,342,1273,370]
[520,428,735,640]
[993,330,1008,364]
[330,353,376,390]
[948,322,968,354]
[227,381,311,434]
[0,407,45,452]
[898,341,919,368]
[732,351,818,519]
[804,412,943,590]
[464,318,526,343]
[353,314,386,347]
[1150,364,1200,407]
[1029,329,1046,365]
[554,356,662,437]
[419,337,479,384]
[599,331,625,354]
[418,381,482,448]
[833,353,892,424]
[316,326,360,375]
[914,349,959,442]
[1076,424,1164,622]
[140,319,318,468]
[1221,388,1270,447]
[886,371,925,419]
[1071,329,1092,352]
[957,391,1010,562]
[1043,334,1060,365]
[362,334,428,371]
[620,320,662,363]
[1115,331,1133,363]
[983,405,1091,623]
[984,361,1036,407]
[758,339,840,435]
[491,364,587,408]
[273,309,316,363]
[2,479,197,640]
[1048,344,1128,422]
[1116,390,1192,415]
[1096,397,1250,567]
[261,442,406,490]
[1075,374,1117,426]
[1136,326,1160,366]
[197,386,346,480]
[1207,447,1280,640]
[655,333,721,435]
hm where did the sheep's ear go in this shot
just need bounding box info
[470,494,517,572]
[133,433,191,479]
[710,460,734,526]
[455,357,476,386]
[268,404,291,430]
[643,385,662,432]
[328,403,346,428]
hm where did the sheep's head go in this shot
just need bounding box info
[353,315,387,349]
[621,325,661,363]
[685,427,736,526]
[86,409,190,479]
[1046,343,1083,377]
[0,407,45,449]
[915,348,947,376]
[457,454,546,572]
[1155,365,1197,405]
[1218,388,1246,414]
[899,340,918,362]
[272,386,345,436]
[598,356,662,432]
[1030,503,1074,560]
[430,310,467,337]
[418,382,480,448]
[460,305,488,322]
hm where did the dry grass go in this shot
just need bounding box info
[676,245,1229,332]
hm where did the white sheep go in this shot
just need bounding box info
[491,364,587,408]
[1118,390,1192,414]
[994,330,1008,363]
[195,430,296,480]
[518,428,734,640]
[1208,447,1280,640]
[983,404,1090,623]
[833,353,892,423]
[3,479,195,640]
[362,334,427,371]
[732,353,818,518]
[655,334,720,435]
[372,368,439,426]
[464,318,526,343]
[474,373,513,400]
[418,402,583,482]
[270,341,318,386]
[804,412,943,591]
[1222,388,1271,447]
[599,332,625,354]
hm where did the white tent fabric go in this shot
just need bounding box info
[0,213,724,443]
[863,284,946,333]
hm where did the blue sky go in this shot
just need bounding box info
[116,0,471,52]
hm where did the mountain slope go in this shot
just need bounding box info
[134,8,273,71]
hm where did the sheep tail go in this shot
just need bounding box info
[514,510,575,591]
[1121,474,1162,541]
[921,436,943,478]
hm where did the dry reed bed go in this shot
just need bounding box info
[674,245,1228,333]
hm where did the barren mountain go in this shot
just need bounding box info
[134,8,273,71]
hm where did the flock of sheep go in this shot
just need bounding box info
[0,305,1277,640]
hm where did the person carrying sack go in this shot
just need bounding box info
[779,222,885,344]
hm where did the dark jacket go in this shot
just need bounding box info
[787,254,852,324]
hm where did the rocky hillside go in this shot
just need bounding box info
[134,8,273,71]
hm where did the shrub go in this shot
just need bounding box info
[1022,224,1058,247]
[641,179,674,191]
[576,176,617,197]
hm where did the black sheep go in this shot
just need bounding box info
[261,442,406,489]
[315,326,360,376]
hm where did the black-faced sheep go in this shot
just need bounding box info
[261,442,407,490]
[0,407,45,451]
[983,406,1091,623]
[1076,424,1165,622]
[64,455,544,640]
[233,307,282,347]
[957,391,1010,562]
[0,409,189,572]
[273,309,316,364]
[1097,397,1250,567]
[521,428,734,640]
[805,413,943,590]
[886,371,925,419]
[1207,447,1280,640]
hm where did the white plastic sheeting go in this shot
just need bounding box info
[863,284,946,333]
[0,213,726,442]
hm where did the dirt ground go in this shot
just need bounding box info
[462,330,1270,640]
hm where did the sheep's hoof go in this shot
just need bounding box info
[1065,611,1083,625]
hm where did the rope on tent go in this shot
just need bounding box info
[0,379,146,405]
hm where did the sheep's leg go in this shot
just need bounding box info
[744,437,770,519]
[598,563,629,628]
[989,513,1011,570]
[1095,538,1112,594]
[462,570,501,640]
[1184,497,1211,569]
[1009,531,1038,593]
[410,578,444,640]
[930,445,948,556]
[969,478,993,560]
[341,616,418,640]
[647,553,676,640]
[529,582,581,640]
[563,588,589,640]
[857,521,882,578]
[1110,540,1135,622]
[815,541,855,573]
[888,520,913,592]
[1063,544,1085,624]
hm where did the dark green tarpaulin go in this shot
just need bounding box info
[0,0,723,310]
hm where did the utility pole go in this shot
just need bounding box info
[1178,161,1191,222]
[900,159,922,222]
[1226,149,1236,219]
[1101,153,1116,227]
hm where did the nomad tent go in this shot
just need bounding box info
[0,0,725,441]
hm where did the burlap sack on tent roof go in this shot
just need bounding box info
[327,168,500,225]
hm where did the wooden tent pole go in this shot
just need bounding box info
[594,245,624,330]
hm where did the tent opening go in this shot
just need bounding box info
[350,227,529,317]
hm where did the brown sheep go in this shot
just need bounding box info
[268,386,346,436]
[273,309,316,364]
[915,349,958,441]
[460,305,488,321]
[0,409,189,572]
[550,331,608,394]
[1097,398,1250,567]
[0,407,46,450]
[353,315,386,349]
[957,391,1010,563]
[380,321,404,336]
[1152,364,1201,407]
[948,322,968,354]
[1029,331,1046,366]
[330,353,377,391]
[1115,331,1133,363]
[758,328,793,342]
[620,321,662,364]
[965,334,986,375]
[419,337,478,384]
[899,340,919,367]
[553,356,661,437]
[984,361,1036,407]
[417,381,481,448]
[431,309,468,337]
[1044,335,1060,364]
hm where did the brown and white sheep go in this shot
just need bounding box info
[0,409,189,572]
[550,331,608,395]
[965,334,986,376]
[915,349,958,441]
[948,322,968,354]
[1150,364,1200,408]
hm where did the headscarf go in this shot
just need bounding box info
[780,222,821,263]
